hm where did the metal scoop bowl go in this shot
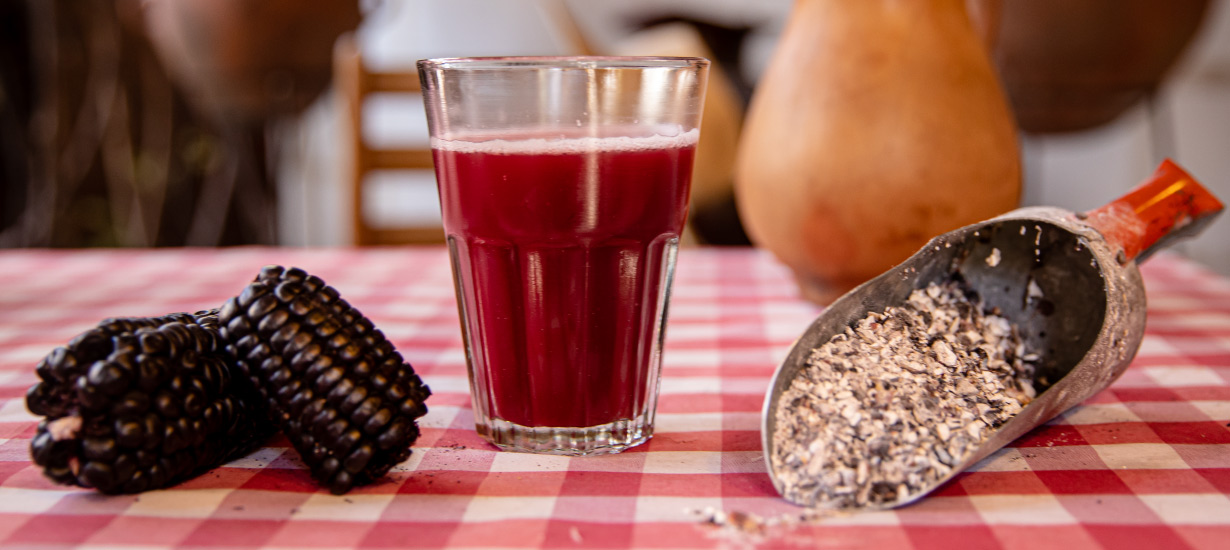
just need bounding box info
[761,159,1224,510]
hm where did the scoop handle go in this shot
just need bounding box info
[1081,159,1224,264]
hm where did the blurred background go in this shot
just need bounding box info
[2,0,1228,274]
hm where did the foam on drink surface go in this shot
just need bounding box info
[431,128,699,155]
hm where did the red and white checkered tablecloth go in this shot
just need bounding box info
[0,247,1227,549]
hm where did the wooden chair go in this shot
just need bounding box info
[332,3,744,246]
[334,33,443,245]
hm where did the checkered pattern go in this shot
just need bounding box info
[0,247,1227,549]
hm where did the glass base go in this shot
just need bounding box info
[475,413,654,456]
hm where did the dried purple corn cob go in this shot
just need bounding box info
[26,310,274,493]
[219,266,431,494]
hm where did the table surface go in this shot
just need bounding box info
[0,247,1227,550]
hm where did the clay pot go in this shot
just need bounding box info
[142,0,361,123]
[965,0,1002,47]
[611,22,746,244]
[734,0,1021,304]
[992,0,1209,134]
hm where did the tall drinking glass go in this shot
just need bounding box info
[418,57,709,455]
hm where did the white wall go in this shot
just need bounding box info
[280,0,1230,276]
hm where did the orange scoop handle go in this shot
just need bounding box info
[1081,159,1224,263]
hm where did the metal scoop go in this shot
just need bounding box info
[761,159,1224,510]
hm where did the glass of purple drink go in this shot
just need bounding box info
[418,57,709,454]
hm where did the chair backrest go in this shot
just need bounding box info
[334,33,443,245]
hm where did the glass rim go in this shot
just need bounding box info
[416,56,709,71]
